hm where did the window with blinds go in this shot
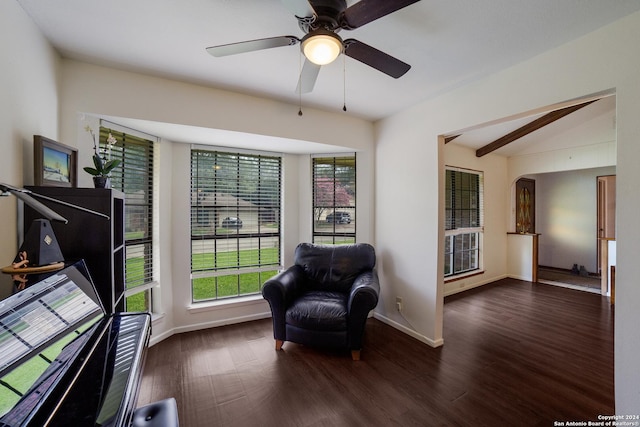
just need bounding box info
[190,148,281,302]
[444,167,483,277]
[99,126,154,311]
[312,155,356,245]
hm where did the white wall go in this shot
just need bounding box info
[535,167,615,273]
[375,11,640,412]
[508,140,616,184]
[0,1,60,293]
[57,60,376,342]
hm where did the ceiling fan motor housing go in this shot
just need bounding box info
[297,0,348,33]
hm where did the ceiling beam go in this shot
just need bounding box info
[444,135,460,144]
[475,100,598,157]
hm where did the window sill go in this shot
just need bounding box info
[444,270,484,283]
[187,294,265,314]
[151,312,165,323]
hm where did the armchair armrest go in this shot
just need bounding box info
[347,270,380,351]
[348,270,380,314]
[262,265,305,305]
[261,265,306,341]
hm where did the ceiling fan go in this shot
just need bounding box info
[206,0,420,93]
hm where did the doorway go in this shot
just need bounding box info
[534,168,615,294]
[597,174,616,295]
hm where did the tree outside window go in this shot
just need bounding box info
[312,156,356,245]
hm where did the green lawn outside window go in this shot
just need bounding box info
[192,247,279,301]
[122,247,280,310]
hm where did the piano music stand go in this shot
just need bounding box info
[1,182,107,280]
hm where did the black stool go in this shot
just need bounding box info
[132,398,179,427]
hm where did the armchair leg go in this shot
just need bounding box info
[351,350,361,361]
[275,339,284,351]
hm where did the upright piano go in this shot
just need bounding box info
[0,261,151,426]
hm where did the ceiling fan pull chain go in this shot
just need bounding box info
[298,51,303,116]
[343,52,347,112]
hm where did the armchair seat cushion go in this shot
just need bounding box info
[286,291,348,331]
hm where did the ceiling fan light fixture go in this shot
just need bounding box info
[301,30,342,65]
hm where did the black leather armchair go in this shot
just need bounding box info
[262,243,380,360]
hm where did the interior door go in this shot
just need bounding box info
[597,175,616,239]
[597,175,616,276]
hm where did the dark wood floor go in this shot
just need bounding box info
[137,279,614,426]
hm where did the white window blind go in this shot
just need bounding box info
[312,155,356,245]
[190,148,281,301]
[444,167,483,277]
[99,125,154,310]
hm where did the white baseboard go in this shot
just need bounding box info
[372,313,444,348]
[149,310,446,349]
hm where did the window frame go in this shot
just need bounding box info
[99,123,156,312]
[312,154,357,245]
[444,166,484,278]
[190,146,282,302]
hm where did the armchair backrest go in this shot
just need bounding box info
[294,243,376,293]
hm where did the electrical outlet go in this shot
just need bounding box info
[396,296,403,312]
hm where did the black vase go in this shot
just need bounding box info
[93,176,111,189]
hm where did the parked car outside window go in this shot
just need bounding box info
[326,211,351,224]
[221,217,243,228]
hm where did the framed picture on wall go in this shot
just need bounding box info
[34,135,78,187]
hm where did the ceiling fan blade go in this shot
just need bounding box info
[343,39,410,78]
[280,0,316,19]
[295,59,321,93]
[206,36,299,57]
[342,0,420,29]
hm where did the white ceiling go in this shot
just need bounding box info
[15,0,636,153]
